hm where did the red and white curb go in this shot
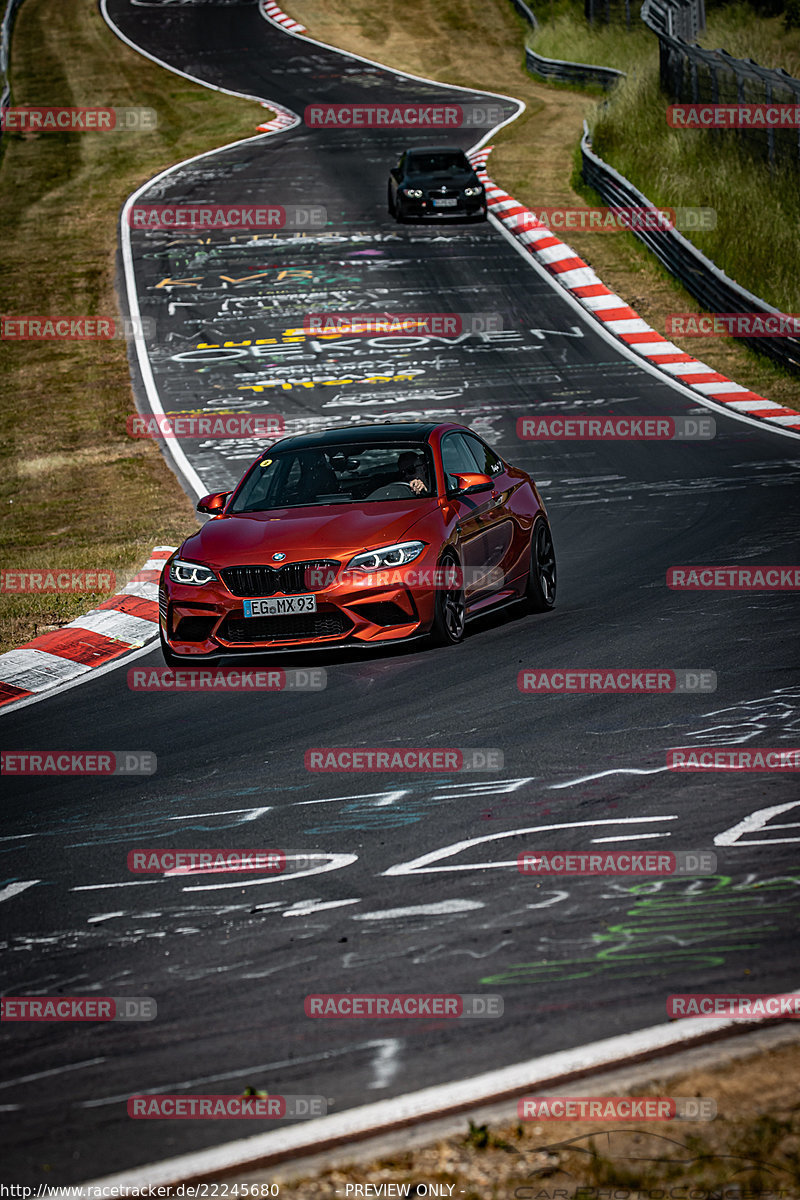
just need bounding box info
[256,107,299,133]
[468,146,800,435]
[255,4,305,132]
[0,547,175,711]
[259,0,305,34]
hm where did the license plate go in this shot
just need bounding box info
[244,595,317,617]
[432,198,457,207]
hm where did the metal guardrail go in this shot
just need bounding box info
[525,46,624,90]
[580,121,800,374]
[507,0,539,30]
[508,0,625,90]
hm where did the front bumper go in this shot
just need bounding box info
[160,559,443,657]
[399,196,486,220]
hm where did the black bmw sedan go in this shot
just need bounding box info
[387,146,487,222]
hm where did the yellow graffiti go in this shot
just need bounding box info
[239,372,423,393]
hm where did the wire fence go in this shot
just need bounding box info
[1,0,24,128]
[640,0,705,41]
[642,0,800,171]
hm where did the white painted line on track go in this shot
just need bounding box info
[590,832,672,842]
[549,766,671,788]
[352,899,484,920]
[0,880,38,903]
[0,1058,107,1091]
[383,816,678,876]
[82,1005,800,1189]
[81,1039,402,1109]
[714,800,800,846]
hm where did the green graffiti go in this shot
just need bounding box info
[480,872,800,985]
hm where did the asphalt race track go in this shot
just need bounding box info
[2,0,800,1183]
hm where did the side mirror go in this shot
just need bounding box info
[450,472,493,495]
[196,491,230,515]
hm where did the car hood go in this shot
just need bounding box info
[180,501,437,567]
[407,170,479,190]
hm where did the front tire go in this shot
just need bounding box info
[526,518,557,611]
[160,628,184,668]
[431,551,466,645]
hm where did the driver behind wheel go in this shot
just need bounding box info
[397,451,429,495]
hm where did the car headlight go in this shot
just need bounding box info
[169,558,218,586]
[464,186,483,197]
[403,188,424,199]
[345,541,426,572]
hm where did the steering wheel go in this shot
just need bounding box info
[365,482,416,500]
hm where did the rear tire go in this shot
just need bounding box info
[431,551,466,645]
[525,518,557,611]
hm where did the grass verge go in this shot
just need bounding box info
[0,0,270,652]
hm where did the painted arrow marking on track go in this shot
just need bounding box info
[715,801,800,846]
[383,817,679,875]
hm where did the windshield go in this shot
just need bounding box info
[230,442,436,513]
[407,152,469,176]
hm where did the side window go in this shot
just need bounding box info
[441,434,483,491]
[464,434,503,477]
